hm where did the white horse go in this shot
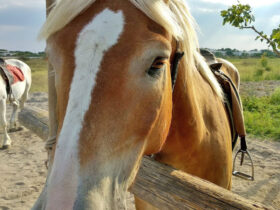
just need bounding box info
[0,59,31,149]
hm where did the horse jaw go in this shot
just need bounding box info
[74,140,145,210]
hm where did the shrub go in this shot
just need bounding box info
[242,88,280,140]
[270,88,280,104]
[260,53,268,68]
[265,66,272,71]
[254,68,263,77]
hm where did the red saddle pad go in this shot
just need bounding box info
[6,64,25,84]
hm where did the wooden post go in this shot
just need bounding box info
[18,106,272,210]
[18,106,48,140]
[45,0,58,151]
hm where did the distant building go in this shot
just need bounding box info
[247,49,261,56]
[200,48,275,58]
[0,49,9,56]
[204,48,226,56]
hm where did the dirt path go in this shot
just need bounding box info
[232,138,280,208]
[0,91,279,209]
[240,80,280,97]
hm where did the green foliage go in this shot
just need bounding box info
[271,26,280,50]
[242,89,280,140]
[259,53,272,72]
[254,68,263,77]
[221,3,254,28]
[270,88,280,105]
[221,3,280,56]
[0,49,46,59]
[260,53,268,68]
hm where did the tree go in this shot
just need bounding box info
[220,1,280,56]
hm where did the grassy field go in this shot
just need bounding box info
[228,57,280,140]
[25,58,48,93]
[228,57,280,81]
[242,88,280,140]
[26,57,280,140]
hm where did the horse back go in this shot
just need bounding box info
[5,59,31,87]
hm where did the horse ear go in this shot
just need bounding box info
[210,63,222,71]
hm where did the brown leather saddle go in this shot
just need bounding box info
[209,62,254,181]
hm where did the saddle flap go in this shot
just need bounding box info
[0,61,25,97]
[214,70,246,132]
[227,78,246,137]
[6,64,25,83]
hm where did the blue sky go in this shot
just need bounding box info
[0,0,279,52]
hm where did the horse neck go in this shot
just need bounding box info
[155,64,214,167]
[157,65,233,188]
[171,66,206,144]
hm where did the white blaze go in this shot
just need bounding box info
[46,9,124,210]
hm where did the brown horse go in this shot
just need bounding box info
[34,0,233,209]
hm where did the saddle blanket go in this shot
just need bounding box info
[6,64,24,84]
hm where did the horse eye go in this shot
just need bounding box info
[147,57,167,78]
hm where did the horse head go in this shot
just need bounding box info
[37,1,183,209]
[34,0,224,209]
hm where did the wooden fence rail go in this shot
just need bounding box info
[18,105,271,210]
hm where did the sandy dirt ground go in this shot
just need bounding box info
[239,80,280,97]
[0,87,279,209]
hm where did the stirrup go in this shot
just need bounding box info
[232,149,254,181]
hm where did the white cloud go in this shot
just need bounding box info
[201,0,280,7]
[270,15,280,27]
[0,25,25,32]
[197,7,219,13]
[0,0,44,9]
[200,0,236,5]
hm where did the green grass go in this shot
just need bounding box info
[242,88,280,140]
[25,58,48,92]
[228,57,280,140]
[228,57,280,81]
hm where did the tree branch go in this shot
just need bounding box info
[241,26,280,56]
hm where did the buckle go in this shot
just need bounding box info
[232,149,254,181]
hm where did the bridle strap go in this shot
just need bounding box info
[171,52,184,90]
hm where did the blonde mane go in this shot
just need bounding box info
[39,0,223,99]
